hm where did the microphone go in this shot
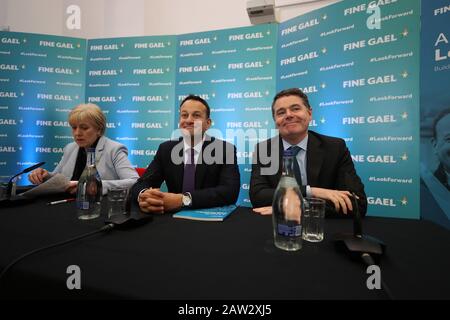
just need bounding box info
[1,162,45,201]
[104,212,152,229]
[333,193,394,299]
[333,193,386,265]
[104,187,152,229]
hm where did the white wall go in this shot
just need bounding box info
[63,0,106,39]
[103,0,144,38]
[0,0,341,38]
[277,0,341,22]
[144,0,251,36]
[1,0,63,35]
[0,0,8,30]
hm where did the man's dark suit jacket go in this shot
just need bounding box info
[420,179,450,230]
[130,136,240,209]
[249,131,367,217]
[435,164,450,191]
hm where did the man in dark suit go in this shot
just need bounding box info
[250,88,367,217]
[131,95,240,213]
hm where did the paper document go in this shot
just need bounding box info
[173,205,237,221]
[20,173,70,198]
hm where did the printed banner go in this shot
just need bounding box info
[0,0,429,220]
[0,31,86,184]
[176,24,278,206]
[86,35,177,169]
[277,0,421,218]
[420,0,450,229]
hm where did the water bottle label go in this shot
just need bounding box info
[77,201,90,210]
[277,224,302,237]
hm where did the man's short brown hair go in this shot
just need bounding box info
[271,88,312,116]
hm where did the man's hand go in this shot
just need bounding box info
[138,189,183,214]
[310,187,353,214]
[138,188,165,214]
[28,168,49,184]
[252,206,273,215]
[161,192,183,212]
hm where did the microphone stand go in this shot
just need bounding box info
[3,162,45,200]
[334,193,386,263]
[333,193,393,299]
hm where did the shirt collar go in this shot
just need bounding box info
[282,134,308,152]
[183,135,206,154]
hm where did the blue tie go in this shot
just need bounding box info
[288,146,303,186]
[182,148,196,193]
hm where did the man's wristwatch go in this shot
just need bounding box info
[182,192,192,207]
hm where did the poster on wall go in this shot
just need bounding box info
[86,35,177,169]
[277,0,421,218]
[0,31,86,185]
[176,24,278,206]
[420,0,450,229]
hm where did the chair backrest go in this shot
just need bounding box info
[135,167,146,177]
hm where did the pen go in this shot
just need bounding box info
[47,198,76,205]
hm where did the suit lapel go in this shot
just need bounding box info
[306,132,324,185]
[194,137,213,189]
[172,139,184,192]
[95,136,106,165]
[63,144,78,178]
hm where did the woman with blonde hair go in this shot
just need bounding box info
[28,103,139,194]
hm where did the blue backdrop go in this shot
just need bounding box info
[420,0,450,229]
[0,0,440,220]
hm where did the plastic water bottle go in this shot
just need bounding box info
[271,149,304,251]
[76,148,102,220]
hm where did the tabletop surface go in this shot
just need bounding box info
[1,196,449,300]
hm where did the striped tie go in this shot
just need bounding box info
[288,146,303,186]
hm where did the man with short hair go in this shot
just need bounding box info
[250,88,367,216]
[131,95,240,213]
